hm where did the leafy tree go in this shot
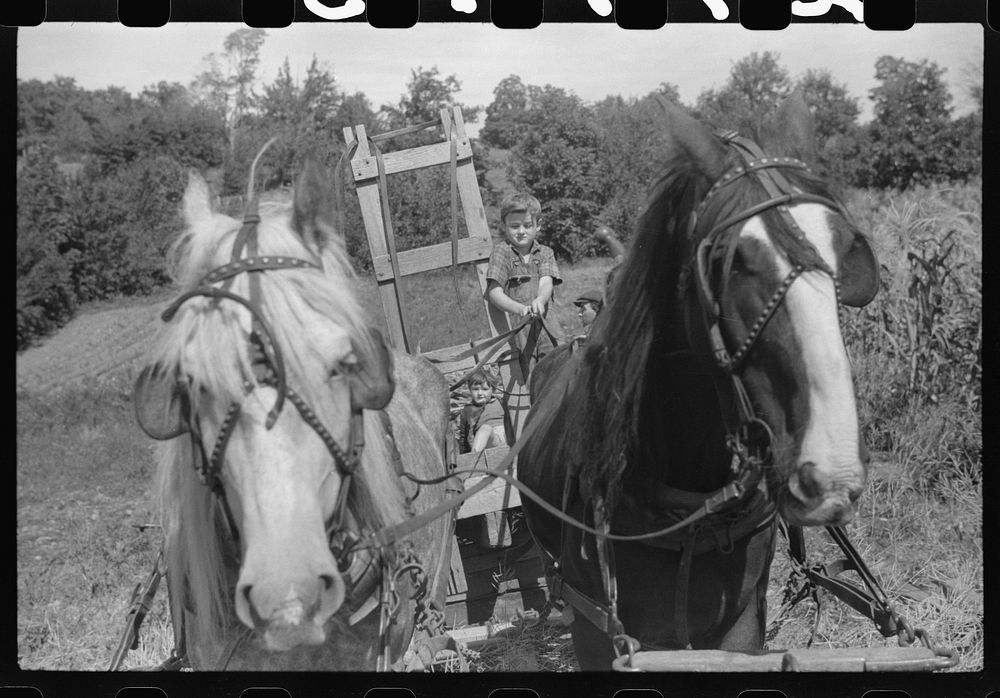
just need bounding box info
[17,77,96,159]
[84,82,225,178]
[191,28,268,158]
[65,156,186,301]
[591,87,682,243]
[941,112,982,182]
[480,75,530,150]
[499,85,604,260]
[254,57,347,186]
[695,51,791,136]
[795,69,860,146]
[866,56,961,189]
[336,91,378,135]
[137,82,227,169]
[17,144,77,349]
[379,66,475,131]
[794,69,864,185]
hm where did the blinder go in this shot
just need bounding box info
[838,232,879,307]
[134,363,191,441]
[347,329,395,412]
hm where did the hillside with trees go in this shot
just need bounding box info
[17,31,981,350]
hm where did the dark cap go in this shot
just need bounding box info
[573,289,603,306]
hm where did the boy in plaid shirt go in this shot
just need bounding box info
[485,192,562,361]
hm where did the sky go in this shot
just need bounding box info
[16,22,983,135]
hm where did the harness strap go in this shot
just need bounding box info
[548,573,623,636]
[593,498,623,638]
[674,527,699,649]
[365,445,765,555]
[162,285,289,428]
[434,317,535,392]
[781,519,917,643]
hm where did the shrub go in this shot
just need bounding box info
[17,144,78,349]
[66,156,187,301]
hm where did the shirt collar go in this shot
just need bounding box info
[505,239,540,257]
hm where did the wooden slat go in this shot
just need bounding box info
[350,138,474,181]
[621,646,955,672]
[447,537,468,596]
[458,481,521,519]
[372,236,493,281]
[453,444,520,520]
[496,352,531,441]
[449,107,502,337]
[457,543,541,574]
[344,125,409,352]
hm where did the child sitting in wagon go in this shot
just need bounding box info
[456,368,507,455]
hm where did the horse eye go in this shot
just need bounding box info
[330,357,358,379]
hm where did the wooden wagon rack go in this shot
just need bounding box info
[342,107,546,633]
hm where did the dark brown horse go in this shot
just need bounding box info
[517,95,880,670]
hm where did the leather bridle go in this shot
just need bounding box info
[682,131,857,487]
[692,132,851,374]
[154,202,368,567]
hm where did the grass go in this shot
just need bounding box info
[16,182,981,673]
[17,381,169,671]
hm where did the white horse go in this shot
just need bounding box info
[139,155,454,670]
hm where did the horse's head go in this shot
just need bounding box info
[141,153,397,653]
[662,94,879,527]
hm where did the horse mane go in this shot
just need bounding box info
[152,194,408,649]
[528,128,850,513]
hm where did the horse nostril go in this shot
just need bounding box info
[847,482,863,503]
[241,583,253,605]
[319,574,335,591]
[793,461,822,501]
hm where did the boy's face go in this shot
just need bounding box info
[502,211,539,254]
[470,381,493,406]
[577,302,598,328]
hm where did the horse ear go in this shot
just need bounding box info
[292,159,340,253]
[657,98,727,181]
[183,171,214,226]
[760,89,818,166]
[839,233,880,307]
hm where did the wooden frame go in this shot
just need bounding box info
[343,107,544,622]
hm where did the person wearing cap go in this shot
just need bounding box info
[595,225,625,306]
[573,288,604,332]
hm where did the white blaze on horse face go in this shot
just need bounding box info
[219,318,357,645]
[741,203,864,521]
[225,388,348,645]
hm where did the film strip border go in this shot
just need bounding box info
[2,0,995,31]
[4,4,995,698]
